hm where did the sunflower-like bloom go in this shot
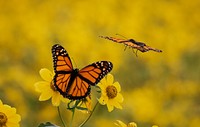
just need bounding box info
[34,68,69,106]
[98,74,123,112]
[0,100,21,127]
[115,120,137,127]
[115,120,158,127]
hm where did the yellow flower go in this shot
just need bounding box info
[98,74,123,112]
[0,100,21,127]
[115,120,137,127]
[77,95,92,113]
[115,120,158,127]
[34,68,69,106]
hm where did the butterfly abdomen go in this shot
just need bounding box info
[67,68,79,90]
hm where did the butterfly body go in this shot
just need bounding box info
[52,44,113,100]
[100,36,162,53]
[128,39,146,47]
[54,68,86,99]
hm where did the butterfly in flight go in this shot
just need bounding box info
[52,44,113,100]
[99,35,162,56]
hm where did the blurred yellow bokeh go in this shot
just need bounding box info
[0,0,200,127]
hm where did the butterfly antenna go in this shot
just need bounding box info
[116,33,128,39]
[53,38,61,45]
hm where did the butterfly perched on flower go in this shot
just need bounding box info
[52,44,113,100]
[99,35,162,56]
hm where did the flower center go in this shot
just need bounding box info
[0,112,7,126]
[50,80,57,91]
[106,85,117,99]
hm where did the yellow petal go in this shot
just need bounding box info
[152,125,158,127]
[128,122,137,127]
[39,68,53,82]
[61,96,70,103]
[107,74,114,85]
[115,93,124,103]
[39,90,53,101]
[0,105,21,127]
[98,96,108,105]
[7,107,16,115]
[115,120,127,127]
[113,82,121,92]
[1,105,13,115]
[100,88,107,96]
[52,92,62,106]
[100,76,107,85]
[109,98,122,109]
[113,101,123,109]
[98,78,107,90]
[0,100,2,105]
[107,103,114,112]
[34,81,49,92]
[7,114,21,123]
[6,122,20,127]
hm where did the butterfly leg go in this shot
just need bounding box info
[132,48,138,57]
[124,45,128,51]
[135,50,139,57]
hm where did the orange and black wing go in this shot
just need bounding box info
[52,44,75,98]
[52,44,113,100]
[52,44,73,72]
[142,45,162,52]
[78,61,113,85]
[52,44,92,100]
[65,61,113,99]
[99,36,126,43]
[65,72,92,100]
[100,36,162,53]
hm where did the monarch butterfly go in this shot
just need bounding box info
[52,44,113,100]
[99,36,162,56]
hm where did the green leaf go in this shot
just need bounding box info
[67,100,81,110]
[38,122,60,127]
[76,106,88,111]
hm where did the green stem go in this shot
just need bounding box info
[79,102,99,127]
[57,106,67,127]
[70,108,75,127]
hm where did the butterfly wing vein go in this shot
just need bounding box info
[52,44,113,100]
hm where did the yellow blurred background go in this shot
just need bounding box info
[0,0,200,127]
